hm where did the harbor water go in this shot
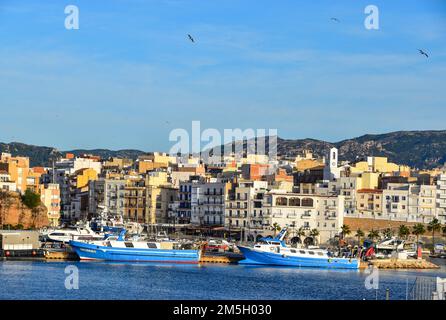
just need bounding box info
[1,259,446,300]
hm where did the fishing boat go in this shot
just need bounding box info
[69,230,201,263]
[237,228,359,269]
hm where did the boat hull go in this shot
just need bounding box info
[69,241,201,264]
[238,246,359,269]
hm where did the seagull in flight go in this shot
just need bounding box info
[187,34,195,43]
[418,49,429,58]
[330,17,340,23]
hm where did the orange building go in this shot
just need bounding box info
[241,164,270,181]
[138,161,168,174]
[0,153,30,194]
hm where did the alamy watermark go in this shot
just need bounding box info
[364,265,379,290]
[65,5,79,30]
[64,265,79,290]
[364,5,379,30]
[169,121,278,165]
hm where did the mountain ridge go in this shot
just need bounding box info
[1,130,446,169]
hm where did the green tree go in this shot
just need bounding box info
[398,225,410,240]
[368,229,380,242]
[412,223,426,247]
[271,222,281,237]
[355,229,365,246]
[296,227,306,242]
[382,228,394,239]
[309,229,320,245]
[21,189,41,209]
[427,218,442,252]
[341,224,351,239]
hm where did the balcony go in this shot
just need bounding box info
[301,214,312,219]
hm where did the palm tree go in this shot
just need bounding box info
[309,229,320,245]
[427,218,441,252]
[341,224,351,240]
[382,228,394,239]
[368,229,380,242]
[398,225,410,240]
[271,222,281,237]
[296,227,306,242]
[412,223,426,248]
[355,229,365,246]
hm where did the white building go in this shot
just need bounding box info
[89,178,126,218]
[0,171,16,192]
[437,174,446,223]
[323,148,341,181]
[191,179,229,226]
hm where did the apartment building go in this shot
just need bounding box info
[355,189,383,218]
[0,171,16,192]
[382,183,410,221]
[437,174,446,223]
[0,153,30,193]
[191,179,230,226]
[408,185,437,223]
[225,180,269,235]
[328,175,362,215]
[89,178,126,218]
[265,192,344,244]
[123,177,146,223]
[40,183,61,226]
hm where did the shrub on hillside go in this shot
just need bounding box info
[21,189,41,209]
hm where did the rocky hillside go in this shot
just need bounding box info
[278,130,446,169]
[0,192,49,229]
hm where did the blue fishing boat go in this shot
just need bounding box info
[237,228,359,269]
[69,230,201,264]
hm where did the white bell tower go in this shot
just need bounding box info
[324,147,340,181]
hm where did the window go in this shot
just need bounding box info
[308,251,315,255]
[301,198,314,207]
[124,242,134,248]
[276,197,288,206]
[299,250,306,254]
[317,252,324,256]
[147,243,157,248]
[289,198,300,206]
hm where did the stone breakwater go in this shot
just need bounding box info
[360,259,440,269]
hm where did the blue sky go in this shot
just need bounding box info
[0,0,445,151]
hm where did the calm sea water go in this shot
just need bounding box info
[1,259,445,300]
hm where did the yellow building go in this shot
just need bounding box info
[361,172,380,189]
[295,159,324,172]
[144,171,176,224]
[75,168,98,189]
[40,183,61,226]
[103,157,133,169]
[354,156,410,174]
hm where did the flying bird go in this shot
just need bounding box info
[330,17,340,23]
[418,49,429,58]
[187,34,195,43]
